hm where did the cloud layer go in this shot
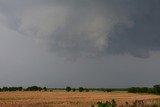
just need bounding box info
[1,0,160,58]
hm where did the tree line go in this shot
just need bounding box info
[65,86,117,92]
[0,86,47,91]
[128,84,160,94]
[1,85,160,94]
[65,86,87,92]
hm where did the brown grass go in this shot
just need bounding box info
[0,91,160,107]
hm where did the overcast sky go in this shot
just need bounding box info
[0,0,160,88]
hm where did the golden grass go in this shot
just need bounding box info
[0,91,160,107]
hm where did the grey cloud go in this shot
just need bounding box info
[1,0,160,58]
[107,0,160,58]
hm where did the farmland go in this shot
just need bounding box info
[0,91,160,107]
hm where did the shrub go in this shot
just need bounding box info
[2,87,8,91]
[111,99,117,107]
[85,88,89,92]
[78,87,84,92]
[72,88,76,92]
[43,87,47,91]
[0,87,23,91]
[128,85,160,94]
[66,86,71,92]
[106,89,112,92]
[97,99,116,107]
[26,86,42,91]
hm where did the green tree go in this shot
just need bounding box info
[85,88,89,92]
[72,88,76,92]
[43,87,47,91]
[111,99,117,107]
[78,87,84,92]
[2,87,8,91]
[18,87,23,91]
[106,89,112,92]
[66,86,71,92]
[26,86,42,91]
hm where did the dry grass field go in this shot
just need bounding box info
[0,91,160,107]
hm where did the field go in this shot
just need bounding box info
[0,91,160,107]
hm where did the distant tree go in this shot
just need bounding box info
[147,88,155,93]
[128,86,159,94]
[2,87,8,91]
[72,88,76,92]
[0,87,23,91]
[128,87,137,93]
[85,88,89,92]
[8,87,17,91]
[154,85,160,94]
[43,87,47,91]
[78,87,84,92]
[154,85,160,88]
[140,87,148,93]
[18,87,23,91]
[66,86,71,92]
[26,86,42,91]
[106,89,112,92]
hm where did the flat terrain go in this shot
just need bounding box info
[0,91,160,107]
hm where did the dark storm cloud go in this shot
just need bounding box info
[107,0,160,58]
[1,0,160,58]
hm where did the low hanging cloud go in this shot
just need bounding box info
[1,0,160,58]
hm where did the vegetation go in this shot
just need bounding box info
[43,87,47,91]
[96,99,160,107]
[64,86,128,92]
[78,87,84,92]
[97,99,117,107]
[85,88,90,92]
[0,86,47,92]
[65,86,89,92]
[128,84,160,94]
[89,88,127,92]
[72,88,76,92]
[65,86,72,92]
[0,87,23,91]
[26,86,43,91]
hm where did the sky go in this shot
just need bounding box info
[0,0,160,88]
